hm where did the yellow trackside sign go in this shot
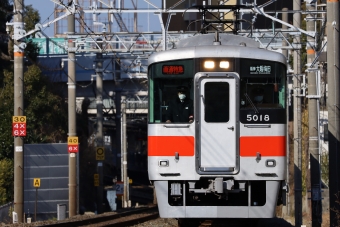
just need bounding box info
[33,178,40,188]
[96,147,105,160]
[94,174,99,186]
[68,137,78,145]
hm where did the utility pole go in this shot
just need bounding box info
[95,39,104,214]
[306,2,322,226]
[13,0,25,222]
[132,0,137,32]
[121,95,129,208]
[115,90,122,183]
[67,0,77,217]
[281,7,289,218]
[293,0,303,226]
[326,0,340,226]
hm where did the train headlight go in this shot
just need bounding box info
[204,61,215,69]
[159,160,169,167]
[219,61,229,69]
[265,159,276,167]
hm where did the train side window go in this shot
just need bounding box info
[204,82,229,123]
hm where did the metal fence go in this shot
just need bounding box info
[24,144,71,221]
[0,202,13,224]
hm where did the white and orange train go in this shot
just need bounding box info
[147,33,287,224]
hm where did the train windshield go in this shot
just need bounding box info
[148,59,194,123]
[148,58,286,123]
[239,59,286,109]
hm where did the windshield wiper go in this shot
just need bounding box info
[244,93,259,114]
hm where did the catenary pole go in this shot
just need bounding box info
[293,0,303,226]
[13,0,25,222]
[96,39,104,214]
[115,79,122,184]
[67,0,77,217]
[121,95,128,207]
[306,1,322,226]
[281,7,289,217]
[326,0,340,226]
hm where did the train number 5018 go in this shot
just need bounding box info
[246,114,270,122]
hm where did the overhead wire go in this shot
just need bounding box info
[17,0,55,35]
[61,66,93,88]
[55,0,149,75]
[15,0,107,75]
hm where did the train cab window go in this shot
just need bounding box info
[204,82,229,122]
[148,59,194,123]
[239,59,286,109]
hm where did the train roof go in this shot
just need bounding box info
[148,33,286,65]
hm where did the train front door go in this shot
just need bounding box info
[197,74,238,174]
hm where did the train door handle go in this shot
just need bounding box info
[175,152,179,162]
[200,95,205,104]
[228,126,234,131]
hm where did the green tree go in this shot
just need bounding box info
[0,0,13,68]
[23,5,40,32]
[0,158,14,204]
[0,65,68,159]
[0,2,40,65]
[0,2,69,205]
[24,4,41,62]
[23,65,68,144]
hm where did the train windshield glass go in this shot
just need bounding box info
[239,59,286,109]
[204,82,230,122]
[148,59,194,123]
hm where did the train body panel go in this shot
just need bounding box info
[148,122,286,181]
[154,180,280,218]
[147,33,287,219]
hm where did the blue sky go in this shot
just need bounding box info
[24,0,162,37]
[25,0,55,36]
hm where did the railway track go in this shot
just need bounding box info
[35,206,159,227]
[8,209,294,227]
[176,217,294,227]
[130,216,294,227]
[178,218,259,227]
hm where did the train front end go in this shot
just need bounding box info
[147,34,287,220]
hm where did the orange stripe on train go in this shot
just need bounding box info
[240,136,286,156]
[148,136,194,156]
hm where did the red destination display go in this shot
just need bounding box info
[162,65,184,74]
